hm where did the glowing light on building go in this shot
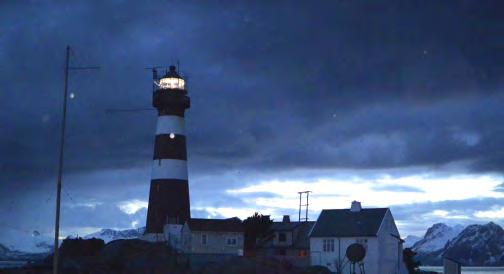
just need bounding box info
[159,77,185,90]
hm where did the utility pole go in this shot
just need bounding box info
[53,45,99,274]
[298,191,312,222]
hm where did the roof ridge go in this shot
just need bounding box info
[322,207,389,211]
[189,217,241,221]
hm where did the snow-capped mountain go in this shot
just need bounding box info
[0,244,16,260]
[443,222,504,266]
[404,235,421,248]
[84,227,145,243]
[414,222,504,266]
[412,223,464,253]
[0,227,145,254]
[0,243,10,257]
[0,243,47,261]
[0,229,53,253]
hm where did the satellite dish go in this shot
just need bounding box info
[346,243,366,263]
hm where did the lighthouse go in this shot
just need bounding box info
[145,65,190,237]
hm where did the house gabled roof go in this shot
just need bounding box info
[309,208,388,238]
[256,221,315,249]
[270,221,302,231]
[186,217,244,233]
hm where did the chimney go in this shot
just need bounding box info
[282,215,290,223]
[350,201,362,212]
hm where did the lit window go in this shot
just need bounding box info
[323,239,334,252]
[159,77,185,90]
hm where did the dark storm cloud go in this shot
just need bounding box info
[1,1,503,183]
[1,1,504,239]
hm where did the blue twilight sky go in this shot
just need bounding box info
[1,1,504,249]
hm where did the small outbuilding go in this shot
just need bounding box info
[443,257,462,274]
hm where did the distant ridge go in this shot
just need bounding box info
[413,222,504,266]
[443,222,504,266]
[404,235,421,248]
[84,227,145,243]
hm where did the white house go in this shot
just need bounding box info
[309,201,408,274]
[181,217,244,256]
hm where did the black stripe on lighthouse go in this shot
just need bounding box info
[153,134,187,160]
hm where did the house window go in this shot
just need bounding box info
[201,234,207,245]
[278,232,287,242]
[226,237,237,246]
[323,239,334,252]
[298,249,307,257]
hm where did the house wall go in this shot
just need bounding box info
[273,231,293,246]
[163,224,183,251]
[310,237,379,273]
[377,210,409,274]
[183,228,244,255]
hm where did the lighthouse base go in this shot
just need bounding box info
[145,179,190,233]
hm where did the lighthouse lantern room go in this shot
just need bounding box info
[158,67,185,90]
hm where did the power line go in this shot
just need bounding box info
[105,107,152,113]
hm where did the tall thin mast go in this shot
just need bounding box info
[53,45,70,274]
[53,46,98,274]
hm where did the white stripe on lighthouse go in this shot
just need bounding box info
[155,115,185,136]
[151,159,188,180]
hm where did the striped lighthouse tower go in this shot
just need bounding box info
[145,65,190,237]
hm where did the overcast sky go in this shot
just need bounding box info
[1,1,504,251]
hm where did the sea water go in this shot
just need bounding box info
[420,266,504,274]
